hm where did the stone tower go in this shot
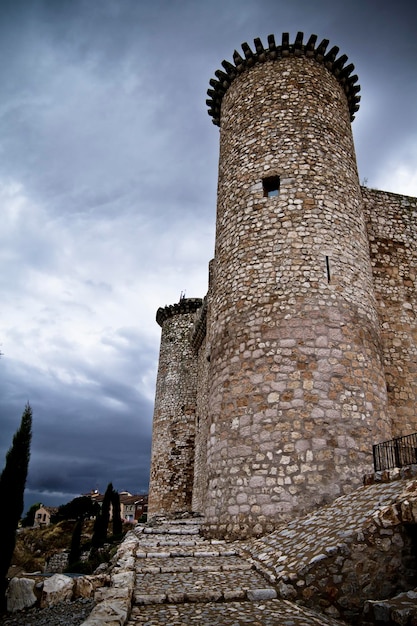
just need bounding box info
[147,297,202,517]
[148,32,415,539]
[201,32,392,538]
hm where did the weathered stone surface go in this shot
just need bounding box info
[246,587,277,600]
[243,478,417,622]
[111,571,135,590]
[73,576,94,599]
[6,577,37,612]
[40,573,74,608]
[95,587,131,603]
[81,599,129,626]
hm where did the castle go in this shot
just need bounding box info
[148,32,417,539]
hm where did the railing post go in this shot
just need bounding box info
[394,437,401,468]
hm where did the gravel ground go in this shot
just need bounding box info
[1,598,94,626]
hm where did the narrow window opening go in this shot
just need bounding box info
[263,175,280,198]
[325,256,331,283]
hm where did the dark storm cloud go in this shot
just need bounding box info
[0,0,416,513]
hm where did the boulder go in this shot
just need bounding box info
[40,573,74,607]
[6,577,37,612]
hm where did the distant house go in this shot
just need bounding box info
[119,493,148,523]
[84,489,148,523]
[33,505,58,527]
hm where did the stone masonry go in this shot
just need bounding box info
[148,32,417,539]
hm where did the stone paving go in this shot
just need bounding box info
[126,517,343,625]
[129,599,343,625]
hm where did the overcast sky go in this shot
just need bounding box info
[0,0,416,513]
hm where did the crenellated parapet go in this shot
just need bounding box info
[156,298,203,327]
[207,31,361,125]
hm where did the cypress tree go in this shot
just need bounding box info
[111,489,122,537]
[91,482,112,548]
[0,403,32,611]
[68,519,82,569]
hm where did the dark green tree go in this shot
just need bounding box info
[54,496,99,523]
[68,519,82,568]
[111,489,122,537]
[21,502,42,528]
[91,483,112,548]
[0,403,32,611]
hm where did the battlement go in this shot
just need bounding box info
[207,31,361,125]
[156,298,203,327]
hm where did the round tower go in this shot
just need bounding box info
[204,32,392,538]
[148,297,202,518]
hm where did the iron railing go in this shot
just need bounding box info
[373,432,417,472]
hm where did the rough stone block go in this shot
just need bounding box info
[6,577,37,612]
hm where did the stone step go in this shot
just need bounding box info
[135,555,253,573]
[128,598,344,625]
[134,535,207,550]
[141,524,201,536]
[136,546,238,558]
[135,536,205,545]
[133,569,276,605]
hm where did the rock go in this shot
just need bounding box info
[6,577,37,612]
[94,587,131,603]
[40,573,74,608]
[73,576,94,599]
[364,600,391,623]
[111,571,135,590]
[247,587,277,600]
[81,598,129,625]
[89,573,111,590]
[93,562,109,574]
[277,580,297,600]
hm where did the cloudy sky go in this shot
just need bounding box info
[0,0,416,513]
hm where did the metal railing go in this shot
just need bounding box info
[373,432,417,472]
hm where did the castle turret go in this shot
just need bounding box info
[147,297,202,517]
[203,33,392,538]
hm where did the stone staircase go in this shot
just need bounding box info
[126,516,343,625]
[82,476,417,626]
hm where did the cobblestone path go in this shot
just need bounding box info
[82,476,417,625]
[126,517,343,626]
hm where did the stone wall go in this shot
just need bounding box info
[44,551,69,574]
[243,475,417,623]
[363,187,417,436]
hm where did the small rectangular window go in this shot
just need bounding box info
[263,175,280,198]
